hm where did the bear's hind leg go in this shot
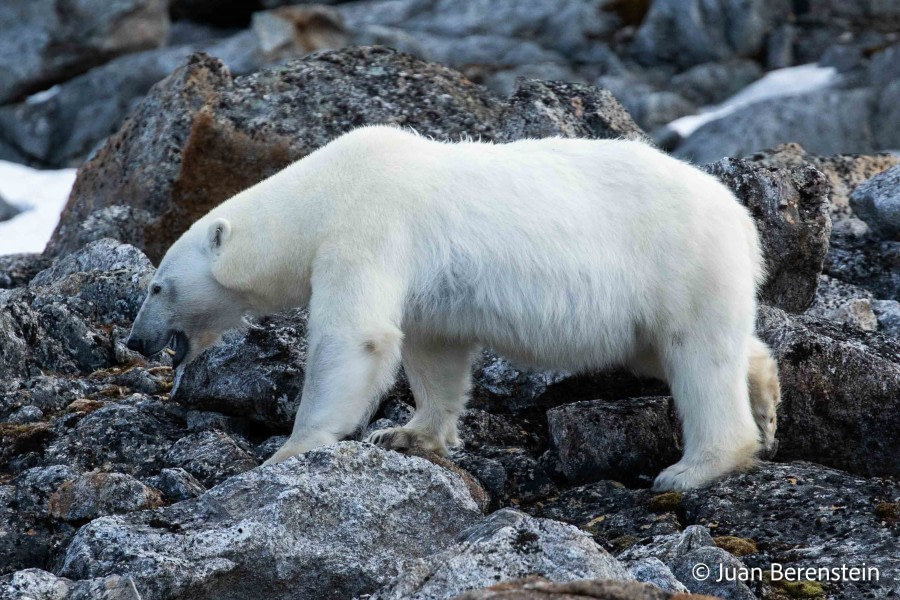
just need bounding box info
[653,335,760,491]
[748,335,781,457]
[367,335,477,455]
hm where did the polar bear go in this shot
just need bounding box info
[127,125,780,491]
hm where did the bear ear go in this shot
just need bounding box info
[206,218,232,256]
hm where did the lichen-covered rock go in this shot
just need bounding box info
[0,568,141,600]
[47,47,644,262]
[669,546,756,600]
[849,164,900,240]
[454,578,715,599]
[757,305,900,475]
[0,0,169,104]
[704,159,831,313]
[371,508,631,600]
[526,481,682,550]
[163,430,257,487]
[450,446,557,510]
[806,274,878,331]
[59,442,482,600]
[545,397,680,486]
[0,253,50,289]
[681,461,900,599]
[824,236,900,301]
[145,468,206,503]
[626,558,689,594]
[48,471,163,522]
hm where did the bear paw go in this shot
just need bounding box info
[366,427,449,456]
[652,459,728,491]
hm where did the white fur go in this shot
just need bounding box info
[159,126,776,490]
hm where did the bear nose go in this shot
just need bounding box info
[125,336,144,355]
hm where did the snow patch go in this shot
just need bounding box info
[667,64,838,138]
[0,160,77,255]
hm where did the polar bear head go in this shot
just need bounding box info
[127,217,249,368]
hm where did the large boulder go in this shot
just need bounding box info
[46,47,646,263]
[370,508,630,600]
[0,0,169,105]
[849,164,900,240]
[58,442,483,600]
[703,159,831,313]
[757,305,900,476]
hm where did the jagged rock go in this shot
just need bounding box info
[742,143,900,221]
[681,461,900,599]
[631,0,791,69]
[370,508,631,600]
[49,471,163,522]
[0,0,169,105]
[757,305,900,475]
[849,164,900,240]
[454,578,715,599]
[0,254,51,289]
[526,481,682,550]
[674,88,884,164]
[0,465,78,575]
[0,240,154,379]
[545,397,680,486]
[47,47,644,262]
[145,468,206,503]
[0,569,141,600]
[824,237,900,301]
[58,442,483,600]
[704,159,831,313]
[163,430,258,487]
[806,274,877,331]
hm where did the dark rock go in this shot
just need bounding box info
[631,0,791,69]
[681,461,900,599]
[674,88,880,164]
[806,274,877,332]
[0,0,169,105]
[757,305,900,476]
[545,397,681,486]
[824,236,900,301]
[0,254,51,289]
[704,159,831,313]
[669,60,763,107]
[48,47,644,262]
[872,299,900,337]
[849,164,900,240]
[48,471,163,522]
[163,430,258,487]
[6,405,43,424]
[451,446,558,509]
[370,508,630,600]
[58,442,483,600]
[526,481,683,551]
[453,578,711,599]
[145,467,206,503]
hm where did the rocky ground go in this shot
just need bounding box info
[1,1,899,600]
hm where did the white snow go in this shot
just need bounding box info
[667,63,838,138]
[0,160,77,256]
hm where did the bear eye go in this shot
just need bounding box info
[151,284,162,295]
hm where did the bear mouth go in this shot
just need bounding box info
[170,331,190,369]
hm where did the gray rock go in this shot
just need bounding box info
[0,194,20,222]
[824,237,900,301]
[674,88,879,164]
[58,442,483,600]
[0,254,51,289]
[849,164,900,240]
[703,159,832,313]
[526,481,683,550]
[669,60,763,107]
[48,48,644,263]
[450,446,557,510]
[873,299,900,337]
[0,569,141,600]
[370,508,631,600]
[0,0,169,105]
[48,471,163,522]
[545,397,681,486]
[681,461,900,599]
[669,546,756,599]
[806,274,878,331]
[757,305,900,476]
[6,405,43,424]
[145,467,206,503]
[631,0,791,69]
[627,558,689,594]
[453,578,702,599]
[163,430,258,487]
[619,525,716,563]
